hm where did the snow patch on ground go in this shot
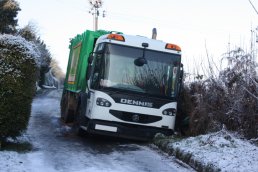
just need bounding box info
[157,129,258,171]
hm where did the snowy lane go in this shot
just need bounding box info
[1,90,193,172]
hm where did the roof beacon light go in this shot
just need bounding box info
[165,43,181,51]
[107,34,125,42]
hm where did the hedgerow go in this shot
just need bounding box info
[178,48,258,139]
[0,34,39,142]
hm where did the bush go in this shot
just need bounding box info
[0,0,20,34]
[219,48,258,138]
[180,48,258,139]
[176,86,193,135]
[184,81,225,136]
[0,34,39,142]
[17,23,52,88]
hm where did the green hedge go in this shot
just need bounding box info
[0,34,39,141]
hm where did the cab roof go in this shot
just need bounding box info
[96,33,182,55]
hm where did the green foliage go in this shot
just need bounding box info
[0,35,39,141]
[18,23,52,87]
[17,23,37,41]
[0,0,20,34]
[1,140,32,152]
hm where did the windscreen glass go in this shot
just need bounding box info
[92,44,181,98]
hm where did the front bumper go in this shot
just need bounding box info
[86,119,173,141]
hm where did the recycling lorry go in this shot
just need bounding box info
[60,29,183,140]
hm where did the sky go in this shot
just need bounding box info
[16,0,258,73]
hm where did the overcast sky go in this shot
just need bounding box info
[17,0,258,73]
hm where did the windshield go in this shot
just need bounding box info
[91,44,181,98]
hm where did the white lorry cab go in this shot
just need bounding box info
[61,30,183,141]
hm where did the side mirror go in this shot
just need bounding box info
[134,57,147,67]
[86,65,92,81]
[88,53,94,64]
[180,63,184,78]
[180,69,184,79]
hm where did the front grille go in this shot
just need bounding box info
[109,110,162,124]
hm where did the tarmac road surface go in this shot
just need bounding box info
[21,89,194,172]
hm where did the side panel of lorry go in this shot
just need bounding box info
[61,30,109,123]
[64,30,109,93]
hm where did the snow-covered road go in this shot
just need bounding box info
[0,90,193,172]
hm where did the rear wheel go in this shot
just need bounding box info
[61,92,75,123]
[63,105,74,123]
[74,104,88,136]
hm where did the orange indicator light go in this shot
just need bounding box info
[165,43,181,51]
[107,34,125,42]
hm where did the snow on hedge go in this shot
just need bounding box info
[0,34,40,60]
[0,34,40,77]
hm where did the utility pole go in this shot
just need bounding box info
[248,0,258,62]
[249,0,258,15]
[88,0,106,31]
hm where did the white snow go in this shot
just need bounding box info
[0,90,192,172]
[170,128,258,171]
[0,34,40,65]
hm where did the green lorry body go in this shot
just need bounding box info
[64,30,109,93]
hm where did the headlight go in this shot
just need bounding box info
[162,108,176,116]
[96,98,112,107]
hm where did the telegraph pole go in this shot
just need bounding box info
[88,0,106,31]
[248,0,258,62]
[249,0,258,15]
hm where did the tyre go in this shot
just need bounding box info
[74,104,88,136]
[60,92,67,120]
[61,92,74,123]
[63,106,74,123]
